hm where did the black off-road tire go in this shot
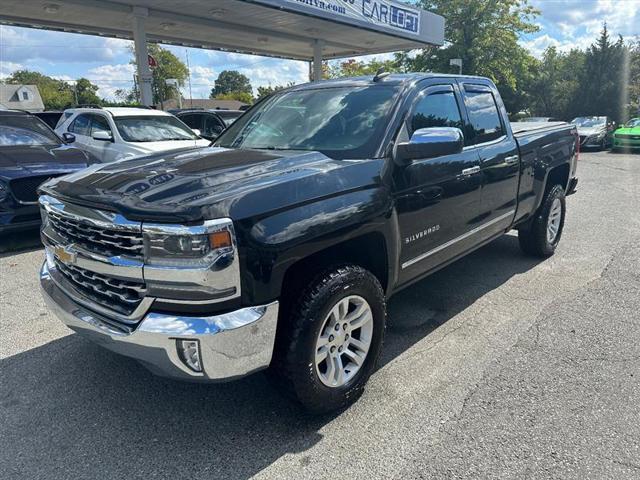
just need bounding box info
[518,184,566,257]
[268,265,386,414]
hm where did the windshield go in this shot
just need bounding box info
[114,115,199,142]
[0,115,61,146]
[214,86,400,159]
[625,118,640,128]
[571,116,606,128]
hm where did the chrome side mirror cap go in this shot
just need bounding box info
[394,127,464,165]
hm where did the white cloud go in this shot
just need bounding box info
[85,63,135,100]
[236,61,308,91]
[0,61,23,78]
[530,0,640,38]
[0,25,130,65]
[181,65,217,99]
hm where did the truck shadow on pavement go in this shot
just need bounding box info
[0,227,42,257]
[1,233,543,480]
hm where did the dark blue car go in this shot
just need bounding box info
[0,110,95,233]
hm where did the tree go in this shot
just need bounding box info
[578,25,628,122]
[5,70,100,109]
[327,57,403,78]
[119,44,189,106]
[629,41,640,118]
[147,45,189,106]
[75,78,101,105]
[526,47,586,120]
[214,91,254,104]
[211,70,252,97]
[256,82,295,99]
[403,0,540,114]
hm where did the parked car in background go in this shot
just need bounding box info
[612,118,640,152]
[175,110,227,141]
[39,73,578,413]
[212,109,244,126]
[521,117,562,123]
[33,111,64,130]
[571,116,614,150]
[0,110,94,233]
[55,107,210,162]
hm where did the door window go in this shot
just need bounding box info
[69,114,91,136]
[89,114,112,136]
[464,91,504,145]
[180,114,201,130]
[410,91,464,135]
[203,115,225,137]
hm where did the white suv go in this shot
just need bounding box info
[55,107,211,163]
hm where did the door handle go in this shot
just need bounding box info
[505,155,519,165]
[461,166,481,176]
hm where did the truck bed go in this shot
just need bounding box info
[510,121,578,225]
[510,121,570,137]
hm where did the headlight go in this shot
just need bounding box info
[143,220,234,268]
[0,181,8,202]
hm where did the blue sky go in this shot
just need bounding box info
[0,0,638,101]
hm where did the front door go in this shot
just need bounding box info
[87,114,117,162]
[393,83,482,286]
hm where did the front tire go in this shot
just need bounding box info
[518,184,566,257]
[269,265,386,413]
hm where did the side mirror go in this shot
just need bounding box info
[192,128,202,137]
[62,133,76,144]
[92,130,113,142]
[394,127,464,165]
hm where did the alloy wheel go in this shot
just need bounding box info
[314,295,373,388]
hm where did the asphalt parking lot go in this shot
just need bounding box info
[1,151,639,479]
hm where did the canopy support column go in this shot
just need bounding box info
[132,6,153,106]
[312,39,323,82]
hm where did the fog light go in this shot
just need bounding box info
[177,339,202,373]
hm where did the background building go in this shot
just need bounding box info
[0,84,45,112]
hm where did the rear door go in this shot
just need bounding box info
[460,83,519,237]
[394,81,482,285]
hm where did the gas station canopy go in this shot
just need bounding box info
[0,0,444,104]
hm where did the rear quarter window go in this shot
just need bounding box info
[463,90,505,145]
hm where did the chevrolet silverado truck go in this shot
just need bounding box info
[39,74,578,413]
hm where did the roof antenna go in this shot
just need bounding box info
[373,68,390,82]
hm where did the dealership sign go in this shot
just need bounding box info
[283,0,421,36]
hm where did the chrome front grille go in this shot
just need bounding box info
[40,195,149,324]
[54,258,146,319]
[48,208,144,259]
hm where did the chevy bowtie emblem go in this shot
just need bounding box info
[53,245,77,265]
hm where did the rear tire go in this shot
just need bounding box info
[518,184,566,257]
[269,265,386,414]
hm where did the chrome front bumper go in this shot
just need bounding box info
[40,262,279,382]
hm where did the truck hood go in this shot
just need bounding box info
[40,147,385,223]
[0,144,91,180]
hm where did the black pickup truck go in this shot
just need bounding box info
[39,73,578,412]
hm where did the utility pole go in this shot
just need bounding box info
[186,49,194,109]
[450,58,463,75]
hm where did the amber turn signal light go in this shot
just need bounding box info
[209,230,232,250]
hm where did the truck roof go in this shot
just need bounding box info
[287,73,492,91]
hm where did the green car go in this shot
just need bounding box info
[612,118,640,151]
